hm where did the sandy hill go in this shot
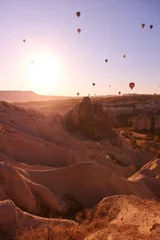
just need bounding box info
[0,97,159,239]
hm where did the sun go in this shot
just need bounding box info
[27,51,62,95]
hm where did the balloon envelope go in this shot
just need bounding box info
[123,55,126,58]
[92,83,95,86]
[77,28,81,33]
[129,82,135,90]
[142,23,145,28]
[150,25,153,29]
[77,92,80,96]
[105,59,108,63]
[118,91,121,95]
[23,39,26,42]
[76,11,81,17]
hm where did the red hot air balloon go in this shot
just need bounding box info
[142,23,145,28]
[76,11,81,17]
[118,91,121,95]
[150,25,153,29]
[77,28,81,33]
[129,82,135,90]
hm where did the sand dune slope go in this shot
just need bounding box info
[129,159,160,197]
[27,161,156,208]
[0,199,76,239]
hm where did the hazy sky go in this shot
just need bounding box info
[0,0,160,96]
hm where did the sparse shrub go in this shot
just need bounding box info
[61,194,84,220]
[157,147,160,158]
[154,134,160,142]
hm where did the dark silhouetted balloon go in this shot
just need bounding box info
[92,83,95,86]
[23,39,26,42]
[77,92,80,96]
[150,25,153,29]
[129,82,135,90]
[77,28,81,33]
[109,85,111,87]
[123,55,126,58]
[142,23,145,28]
[76,11,81,17]
[105,59,108,63]
[118,91,121,95]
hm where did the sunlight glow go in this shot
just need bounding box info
[27,51,62,95]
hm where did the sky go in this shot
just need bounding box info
[0,0,160,96]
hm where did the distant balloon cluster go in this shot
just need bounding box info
[141,23,153,29]
[21,11,155,97]
[76,11,81,33]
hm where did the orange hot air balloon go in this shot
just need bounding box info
[105,59,108,63]
[129,82,135,90]
[142,23,145,28]
[118,91,121,95]
[77,28,81,33]
[150,25,153,29]
[76,11,81,17]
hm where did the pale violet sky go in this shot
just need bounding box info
[0,0,160,96]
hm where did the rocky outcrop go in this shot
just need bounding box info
[66,97,118,142]
[102,96,160,132]
[0,199,76,239]
[132,114,152,131]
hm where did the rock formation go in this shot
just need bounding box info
[66,97,118,142]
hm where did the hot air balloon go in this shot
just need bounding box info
[141,23,145,28]
[109,85,111,87]
[88,94,90,96]
[23,39,26,42]
[123,55,126,58]
[150,25,153,29]
[118,91,121,95]
[129,82,135,90]
[76,11,81,17]
[77,92,80,96]
[92,83,95,86]
[105,59,108,63]
[77,28,81,33]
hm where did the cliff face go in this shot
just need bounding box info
[65,97,118,142]
[102,98,160,132]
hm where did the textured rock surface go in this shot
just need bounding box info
[66,97,118,142]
